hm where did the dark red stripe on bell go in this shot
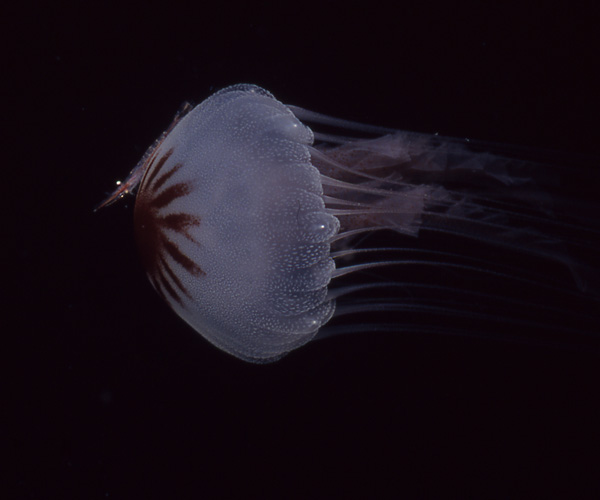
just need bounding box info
[159,254,193,299]
[155,266,183,306]
[163,239,205,277]
[150,182,192,209]
[152,162,183,193]
[161,213,201,240]
[145,148,174,189]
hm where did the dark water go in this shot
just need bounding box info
[6,3,599,498]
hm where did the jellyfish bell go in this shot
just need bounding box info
[99,84,600,362]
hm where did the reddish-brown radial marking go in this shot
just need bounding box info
[135,149,204,306]
[163,240,204,276]
[144,148,174,188]
[159,254,193,299]
[151,182,192,209]
[155,269,182,306]
[161,213,202,241]
[152,162,184,192]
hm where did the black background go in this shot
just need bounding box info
[5,2,600,498]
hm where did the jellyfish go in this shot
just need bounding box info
[99,84,600,362]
